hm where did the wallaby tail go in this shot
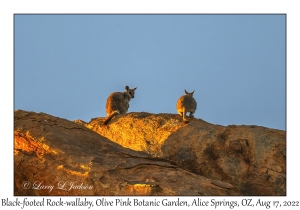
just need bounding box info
[103,111,119,125]
[182,108,189,123]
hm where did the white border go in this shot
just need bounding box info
[2,1,299,209]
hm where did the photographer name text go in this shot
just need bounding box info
[22,181,93,192]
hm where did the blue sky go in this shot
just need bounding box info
[14,14,286,130]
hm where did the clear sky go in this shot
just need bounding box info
[14,14,286,130]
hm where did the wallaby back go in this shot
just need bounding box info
[176,89,197,123]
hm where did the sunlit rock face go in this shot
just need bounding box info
[14,110,285,196]
[77,112,185,156]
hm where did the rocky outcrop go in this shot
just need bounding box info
[14,110,239,196]
[14,110,285,196]
[77,112,286,196]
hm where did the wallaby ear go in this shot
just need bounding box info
[191,90,195,95]
[133,87,137,90]
[184,89,188,94]
[125,86,129,91]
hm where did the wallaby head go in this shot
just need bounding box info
[125,86,137,99]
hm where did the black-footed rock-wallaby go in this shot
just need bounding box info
[176,89,197,123]
[103,86,137,125]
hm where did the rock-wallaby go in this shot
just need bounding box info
[103,86,137,125]
[176,89,197,123]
